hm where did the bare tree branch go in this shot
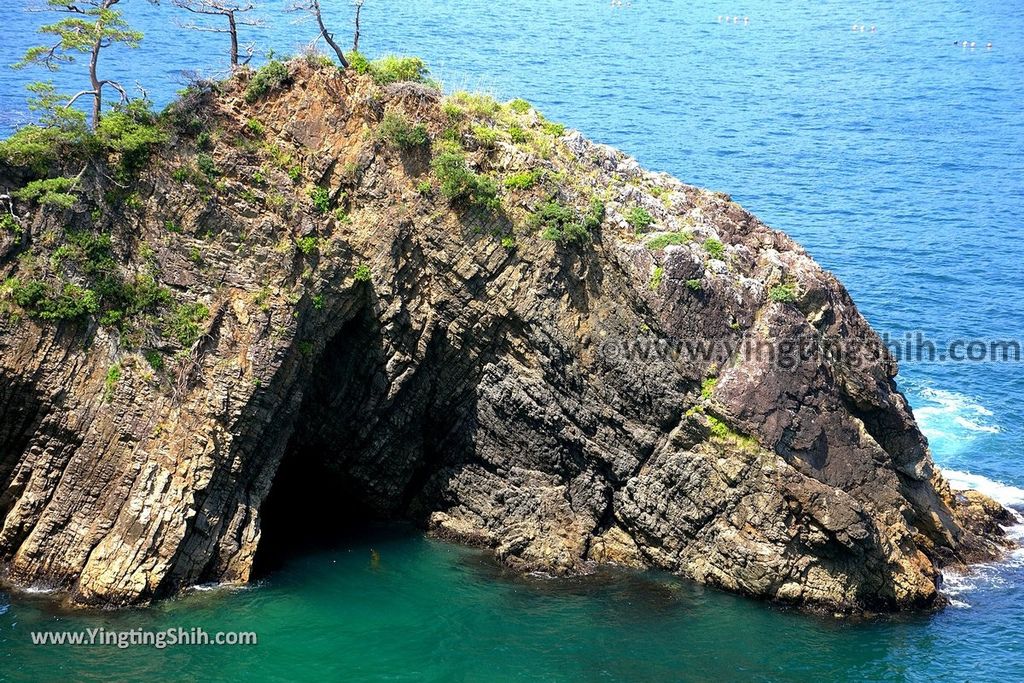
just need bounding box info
[65,89,98,107]
[172,0,262,67]
[353,0,363,52]
[288,0,349,68]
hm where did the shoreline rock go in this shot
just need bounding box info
[0,60,1013,613]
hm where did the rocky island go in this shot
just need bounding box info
[0,58,1012,614]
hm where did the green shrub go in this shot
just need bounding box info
[582,197,606,232]
[164,301,209,347]
[121,192,143,212]
[353,263,372,282]
[472,176,500,211]
[118,274,171,316]
[1,213,22,238]
[245,61,291,103]
[0,126,84,173]
[625,206,654,232]
[533,200,576,241]
[649,266,665,290]
[705,415,759,451]
[700,377,717,399]
[366,55,429,85]
[103,363,121,403]
[471,124,500,148]
[532,198,603,244]
[504,169,542,190]
[441,100,463,121]
[295,236,319,255]
[304,52,334,69]
[437,126,462,148]
[16,230,171,326]
[312,294,324,310]
[647,232,691,250]
[309,186,331,213]
[96,102,167,175]
[541,121,566,136]
[686,278,703,291]
[245,118,266,137]
[416,180,432,195]
[143,349,164,372]
[508,125,528,144]
[769,282,798,303]
[11,279,48,309]
[448,91,500,118]
[347,51,371,74]
[377,112,429,149]
[707,416,730,439]
[12,176,78,209]
[508,98,531,114]
[10,279,100,321]
[431,151,499,211]
[0,83,91,172]
[196,153,219,178]
[0,86,159,178]
[196,131,213,151]
[288,166,302,183]
[702,238,725,259]
[501,236,516,249]
[171,166,193,183]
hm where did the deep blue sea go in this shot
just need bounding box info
[2,1,1023,680]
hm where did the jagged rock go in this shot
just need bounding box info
[0,61,1012,612]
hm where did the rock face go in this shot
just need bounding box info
[0,62,1011,612]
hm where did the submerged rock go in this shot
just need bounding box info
[0,61,1011,612]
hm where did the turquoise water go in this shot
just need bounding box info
[2,0,1023,680]
[2,527,1023,682]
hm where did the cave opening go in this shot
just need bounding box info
[252,306,390,577]
[251,304,481,578]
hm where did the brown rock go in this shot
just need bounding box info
[0,60,1012,612]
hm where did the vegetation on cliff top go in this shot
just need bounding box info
[1,3,748,377]
[0,44,593,367]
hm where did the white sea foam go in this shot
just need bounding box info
[943,469,1024,509]
[953,416,1000,434]
[914,388,1001,457]
[189,582,253,595]
[937,467,1024,605]
[911,386,1024,604]
[941,546,1024,605]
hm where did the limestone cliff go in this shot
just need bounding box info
[0,60,1011,612]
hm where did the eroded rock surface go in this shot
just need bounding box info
[0,62,1011,612]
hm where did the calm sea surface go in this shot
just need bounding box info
[2,0,1023,680]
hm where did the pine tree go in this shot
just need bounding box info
[15,0,145,130]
